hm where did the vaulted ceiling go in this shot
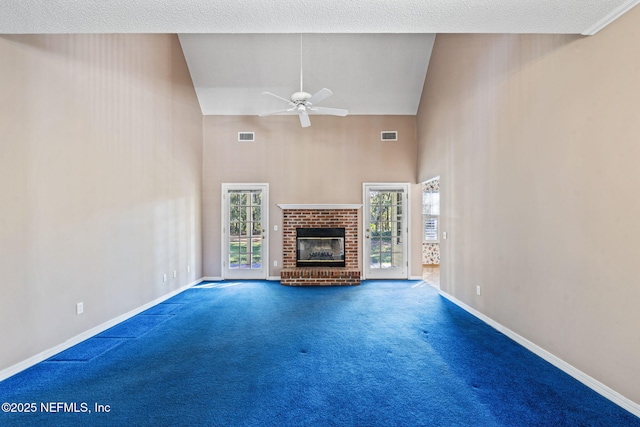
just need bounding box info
[179,33,435,115]
[2,0,638,115]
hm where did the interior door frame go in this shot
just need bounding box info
[221,183,269,280]
[362,182,411,280]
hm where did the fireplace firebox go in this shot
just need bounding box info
[296,228,346,267]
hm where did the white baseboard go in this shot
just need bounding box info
[409,276,424,280]
[201,276,223,281]
[439,290,640,418]
[267,276,281,281]
[0,278,203,383]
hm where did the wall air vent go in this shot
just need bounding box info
[381,131,398,141]
[238,132,255,142]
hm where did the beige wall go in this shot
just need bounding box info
[0,34,203,371]
[203,115,422,278]
[416,8,640,405]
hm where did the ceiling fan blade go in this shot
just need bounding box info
[261,91,294,105]
[259,108,295,117]
[308,106,349,117]
[299,111,311,128]
[307,88,333,105]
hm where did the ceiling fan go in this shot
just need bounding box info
[259,36,348,128]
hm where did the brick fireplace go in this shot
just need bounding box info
[279,204,361,286]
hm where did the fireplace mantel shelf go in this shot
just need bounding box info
[277,204,362,210]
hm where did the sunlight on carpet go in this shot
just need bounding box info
[192,281,242,289]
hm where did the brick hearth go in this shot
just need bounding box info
[279,206,361,286]
[280,268,361,286]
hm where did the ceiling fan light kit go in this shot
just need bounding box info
[259,35,349,128]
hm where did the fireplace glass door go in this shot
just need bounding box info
[296,228,345,267]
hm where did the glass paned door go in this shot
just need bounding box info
[222,184,268,279]
[364,184,409,279]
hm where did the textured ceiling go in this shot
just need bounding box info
[2,0,638,116]
[1,0,638,34]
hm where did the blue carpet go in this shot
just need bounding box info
[1,280,638,426]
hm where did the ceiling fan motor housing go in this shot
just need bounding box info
[291,91,312,104]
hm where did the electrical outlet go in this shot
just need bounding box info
[187,265,190,273]
[274,225,278,231]
[476,286,481,295]
[443,231,448,239]
[76,302,84,315]
[163,274,167,282]
[173,270,177,278]
[273,260,278,267]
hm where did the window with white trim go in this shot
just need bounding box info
[423,187,439,243]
